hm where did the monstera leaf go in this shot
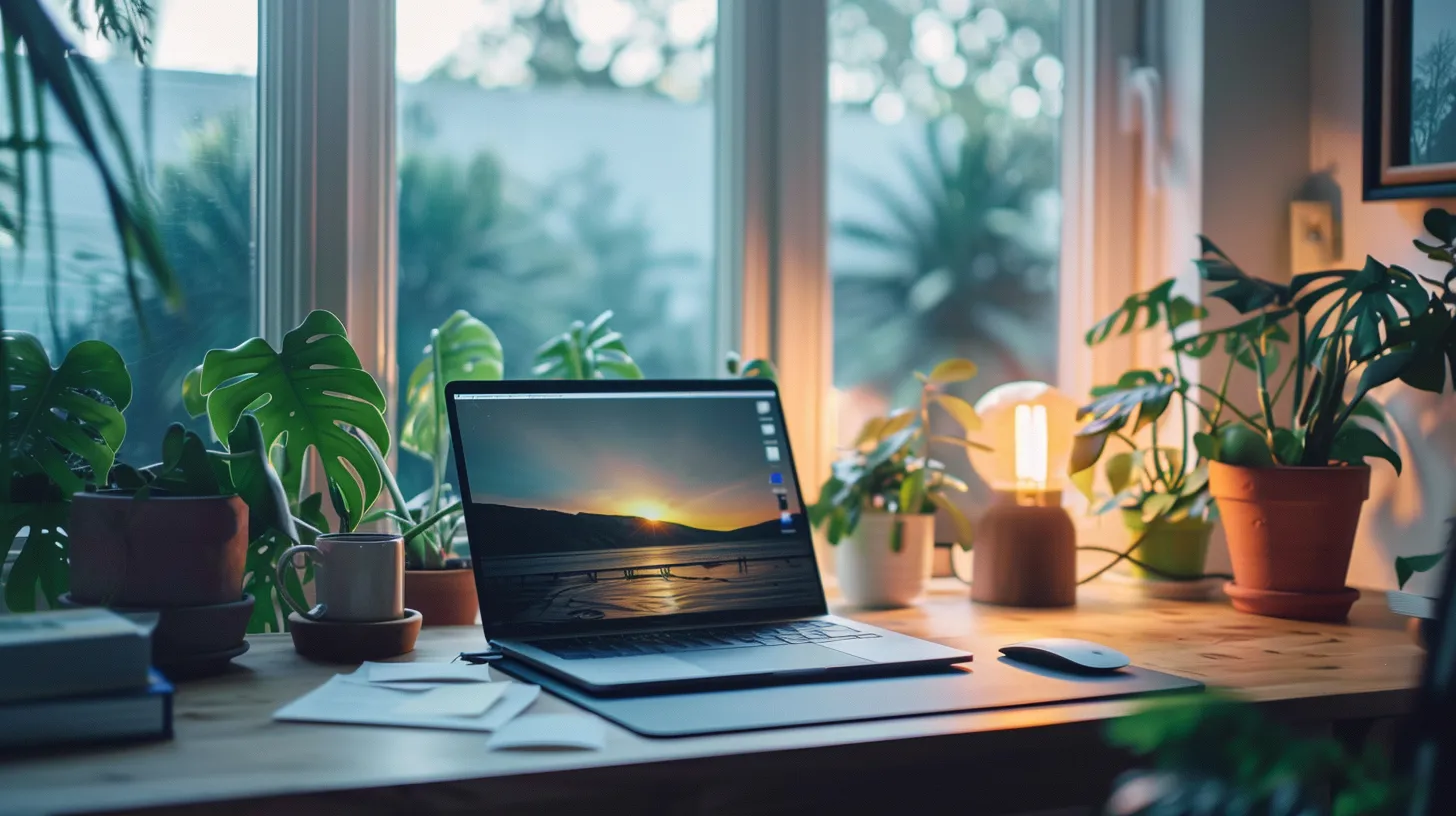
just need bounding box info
[1085,279,1206,346]
[401,311,503,460]
[4,332,131,496]
[533,310,643,380]
[193,310,389,523]
[1,500,69,611]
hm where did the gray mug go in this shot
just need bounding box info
[276,533,404,623]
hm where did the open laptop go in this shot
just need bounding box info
[446,378,972,696]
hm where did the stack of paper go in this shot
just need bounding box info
[274,662,538,733]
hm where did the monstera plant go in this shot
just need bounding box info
[357,310,505,625]
[182,310,393,631]
[1,335,131,611]
[532,310,643,380]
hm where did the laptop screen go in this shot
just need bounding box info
[449,385,826,635]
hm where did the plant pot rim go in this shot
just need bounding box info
[77,490,242,502]
[1207,461,1372,474]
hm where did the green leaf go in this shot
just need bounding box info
[1423,207,1455,243]
[181,364,207,418]
[1193,431,1220,462]
[929,492,974,550]
[738,358,777,381]
[933,393,982,432]
[890,518,903,553]
[926,358,978,384]
[1069,431,1111,477]
[4,333,131,495]
[1105,451,1136,494]
[533,312,643,379]
[898,469,926,515]
[878,409,919,440]
[195,310,390,525]
[1395,550,1448,589]
[1329,423,1401,474]
[400,311,503,460]
[1070,466,1096,503]
[1,501,69,611]
[1076,368,1179,435]
[225,414,298,544]
[1217,425,1274,468]
[1271,428,1304,466]
[1085,279,1177,345]
[1194,239,1290,313]
[1142,491,1178,522]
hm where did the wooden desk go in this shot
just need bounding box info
[0,581,1422,816]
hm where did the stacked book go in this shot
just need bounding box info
[0,608,173,750]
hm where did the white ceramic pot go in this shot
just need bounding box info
[834,513,935,609]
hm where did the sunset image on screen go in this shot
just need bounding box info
[451,392,821,626]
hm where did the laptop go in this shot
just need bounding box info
[446,378,973,695]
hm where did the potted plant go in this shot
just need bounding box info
[809,359,982,608]
[2,336,133,612]
[532,310,644,379]
[183,310,397,631]
[64,418,296,671]
[382,311,503,625]
[1068,279,1269,594]
[2,1,180,613]
[1186,208,1456,620]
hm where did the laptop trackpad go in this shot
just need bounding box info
[680,644,873,673]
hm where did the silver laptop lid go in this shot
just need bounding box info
[446,379,828,638]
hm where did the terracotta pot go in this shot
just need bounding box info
[404,567,479,625]
[835,513,934,609]
[1121,510,1212,581]
[68,493,248,608]
[1208,462,1369,620]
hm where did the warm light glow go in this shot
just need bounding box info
[1014,403,1049,490]
[968,381,1078,492]
[624,500,668,522]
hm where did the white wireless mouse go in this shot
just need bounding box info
[999,638,1131,673]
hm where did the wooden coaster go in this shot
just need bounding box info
[288,610,423,663]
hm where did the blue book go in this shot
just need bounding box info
[0,670,173,751]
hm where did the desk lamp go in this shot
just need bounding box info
[967,381,1078,607]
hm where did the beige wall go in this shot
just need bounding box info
[1310,0,1456,593]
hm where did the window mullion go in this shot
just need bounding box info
[258,0,397,436]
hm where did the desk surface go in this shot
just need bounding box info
[0,581,1423,816]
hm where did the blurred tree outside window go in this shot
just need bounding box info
[0,0,259,468]
[829,0,1062,433]
[394,0,718,496]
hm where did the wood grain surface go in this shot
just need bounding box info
[0,580,1422,816]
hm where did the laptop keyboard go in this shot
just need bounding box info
[535,620,881,660]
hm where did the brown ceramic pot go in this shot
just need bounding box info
[1207,462,1370,620]
[404,567,479,625]
[68,493,249,608]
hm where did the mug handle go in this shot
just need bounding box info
[275,544,328,621]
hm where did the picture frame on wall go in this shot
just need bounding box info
[1363,0,1456,200]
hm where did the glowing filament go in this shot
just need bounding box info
[1014,403,1049,491]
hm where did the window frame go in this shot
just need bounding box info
[258,0,1121,496]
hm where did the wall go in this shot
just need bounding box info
[1310,0,1456,594]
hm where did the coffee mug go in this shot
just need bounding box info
[276,533,404,623]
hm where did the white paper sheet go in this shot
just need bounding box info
[366,661,494,684]
[274,675,539,732]
[394,683,510,717]
[486,714,606,752]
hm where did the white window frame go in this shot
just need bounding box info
[254,0,1132,501]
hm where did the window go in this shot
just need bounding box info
[394,0,719,494]
[826,0,1063,437]
[1,0,259,467]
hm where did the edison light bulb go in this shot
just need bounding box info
[967,381,1078,495]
